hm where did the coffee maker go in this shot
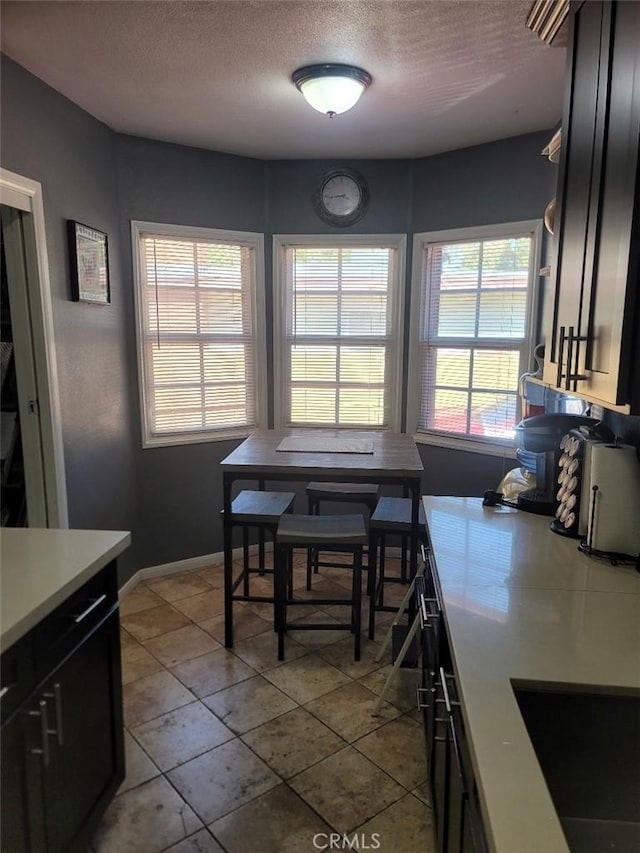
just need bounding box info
[513,414,602,515]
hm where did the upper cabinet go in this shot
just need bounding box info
[543,0,640,412]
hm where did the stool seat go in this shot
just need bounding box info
[275,513,366,661]
[229,490,296,523]
[277,513,367,545]
[370,497,426,530]
[306,482,380,506]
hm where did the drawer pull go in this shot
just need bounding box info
[74,594,107,624]
[43,683,64,746]
[0,685,12,699]
[27,699,50,767]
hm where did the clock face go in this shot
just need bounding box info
[321,175,361,217]
[313,169,369,227]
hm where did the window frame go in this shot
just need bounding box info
[131,220,267,448]
[407,220,542,455]
[272,233,406,431]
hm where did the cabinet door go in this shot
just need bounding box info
[544,0,608,388]
[42,609,124,853]
[1,707,47,852]
[582,0,640,405]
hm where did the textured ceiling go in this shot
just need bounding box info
[0,0,567,160]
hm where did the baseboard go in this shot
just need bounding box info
[119,541,405,599]
[118,543,272,598]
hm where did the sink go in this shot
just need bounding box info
[513,685,640,853]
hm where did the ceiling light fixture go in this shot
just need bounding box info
[292,64,372,118]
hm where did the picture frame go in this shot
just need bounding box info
[67,220,110,304]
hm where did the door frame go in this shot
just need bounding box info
[1,168,68,527]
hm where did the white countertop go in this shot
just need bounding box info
[1,528,131,652]
[422,496,640,853]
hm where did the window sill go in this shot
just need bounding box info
[413,431,518,459]
[142,426,254,449]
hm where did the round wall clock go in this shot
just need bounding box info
[313,168,369,227]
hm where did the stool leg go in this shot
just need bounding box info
[275,542,286,660]
[400,533,408,582]
[353,547,362,661]
[243,526,250,597]
[368,531,378,641]
[258,527,266,576]
[378,539,386,608]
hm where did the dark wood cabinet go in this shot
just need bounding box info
[419,546,487,853]
[544,0,640,411]
[0,562,125,852]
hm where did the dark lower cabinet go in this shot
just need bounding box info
[1,562,125,852]
[419,546,487,853]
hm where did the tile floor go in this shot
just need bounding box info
[91,553,436,853]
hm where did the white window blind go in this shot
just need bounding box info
[276,239,404,428]
[132,223,264,447]
[414,226,538,442]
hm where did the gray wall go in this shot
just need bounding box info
[0,55,139,582]
[1,55,580,583]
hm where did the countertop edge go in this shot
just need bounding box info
[1,530,131,653]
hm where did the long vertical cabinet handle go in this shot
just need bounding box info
[27,699,50,767]
[566,325,588,390]
[557,325,566,388]
[43,683,64,746]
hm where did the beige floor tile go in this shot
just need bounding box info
[92,775,202,853]
[202,675,296,734]
[304,681,401,743]
[241,707,345,779]
[202,607,272,644]
[143,624,221,668]
[123,669,195,728]
[121,642,164,685]
[237,573,274,598]
[163,829,225,853]
[167,738,280,824]
[131,700,234,771]
[316,634,386,679]
[117,731,160,794]
[289,746,405,834]
[147,572,213,602]
[172,589,225,622]
[411,779,432,807]
[170,648,256,698]
[353,715,428,789]
[194,565,225,589]
[262,654,351,704]
[232,630,307,673]
[121,603,191,642]
[120,627,136,647]
[356,792,437,853]
[119,585,164,617]
[358,664,421,713]
[209,783,333,853]
[241,598,276,622]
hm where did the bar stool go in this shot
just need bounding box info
[274,513,368,661]
[368,497,426,640]
[224,490,296,626]
[305,482,380,589]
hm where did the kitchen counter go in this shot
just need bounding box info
[422,496,640,853]
[0,527,131,652]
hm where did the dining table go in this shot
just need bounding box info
[220,428,424,648]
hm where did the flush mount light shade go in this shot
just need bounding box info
[292,64,372,117]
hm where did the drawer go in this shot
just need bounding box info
[1,631,36,724]
[34,562,118,681]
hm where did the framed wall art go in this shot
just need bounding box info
[67,220,110,304]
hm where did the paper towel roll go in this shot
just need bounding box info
[588,443,640,555]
